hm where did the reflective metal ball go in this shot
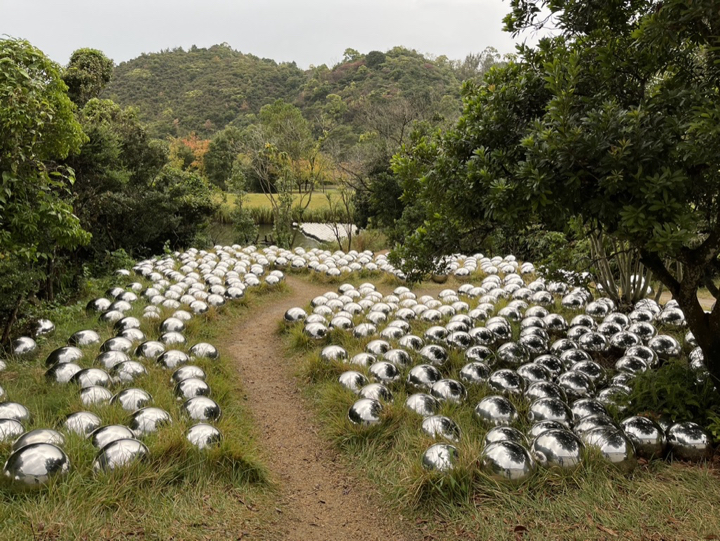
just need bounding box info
[3,443,70,487]
[422,443,458,472]
[186,423,223,449]
[481,441,535,482]
[348,398,383,426]
[531,429,584,469]
[93,438,149,472]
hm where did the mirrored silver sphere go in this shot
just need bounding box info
[189,342,219,360]
[182,396,222,422]
[0,402,31,423]
[422,443,458,472]
[338,371,369,394]
[129,407,172,436]
[93,438,149,472]
[481,441,535,482]
[405,393,440,417]
[348,398,383,426]
[422,415,461,442]
[3,443,70,487]
[474,395,518,426]
[112,388,153,411]
[186,423,223,449]
[666,422,712,461]
[91,424,135,448]
[80,386,113,406]
[12,428,65,452]
[531,429,584,469]
[65,411,102,437]
[0,418,25,442]
[484,426,528,447]
[45,346,84,367]
[620,416,666,459]
[10,336,38,359]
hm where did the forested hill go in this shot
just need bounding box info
[103,43,499,138]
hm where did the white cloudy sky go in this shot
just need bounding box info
[0,0,537,67]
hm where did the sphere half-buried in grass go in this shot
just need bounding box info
[422,443,458,472]
[531,429,584,469]
[93,438,148,472]
[481,440,535,483]
[186,423,222,450]
[3,443,70,487]
[348,398,383,426]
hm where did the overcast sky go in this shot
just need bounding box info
[0,0,536,67]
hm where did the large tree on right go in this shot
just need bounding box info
[395,1,720,380]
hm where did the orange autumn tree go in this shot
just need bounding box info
[169,132,210,174]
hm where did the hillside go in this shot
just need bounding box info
[104,44,496,138]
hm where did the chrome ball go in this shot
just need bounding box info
[3,443,70,487]
[348,398,383,426]
[129,407,172,435]
[186,423,222,449]
[422,415,461,442]
[64,412,101,437]
[484,426,528,447]
[111,388,153,411]
[172,365,206,384]
[422,443,458,472]
[405,393,440,417]
[528,398,572,427]
[189,342,219,360]
[531,429,584,469]
[93,438,148,472]
[182,397,222,422]
[481,441,535,482]
[620,416,666,459]
[407,364,442,390]
[91,424,135,448]
[430,379,467,404]
[45,346,84,367]
[12,428,65,452]
[10,336,38,359]
[47,363,82,385]
[338,371,369,394]
[582,427,636,470]
[68,329,101,347]
[358,383,393,403]
[666,422,712,461]
[0,402,31,423]
[474,396,518,426]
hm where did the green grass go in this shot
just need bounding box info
[282,277,720,541]
[0,277,290,541]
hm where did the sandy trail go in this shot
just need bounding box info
[226,276,421,541]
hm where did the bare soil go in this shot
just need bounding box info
[226,276,422,541]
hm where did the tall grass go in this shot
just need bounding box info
[0,277,288,540]
[281,279,720,541]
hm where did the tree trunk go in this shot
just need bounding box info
[1,295,22,346]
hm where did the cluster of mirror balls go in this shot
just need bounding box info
[1,244,287,487]
[285,254,714,482]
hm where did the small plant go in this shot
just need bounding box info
[627,360,720,426]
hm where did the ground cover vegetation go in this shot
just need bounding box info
[281,265,720,540]
[0,269,286,540]
[390,0,720,387]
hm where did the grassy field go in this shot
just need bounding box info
[282,276,720,541]
[0,276,290,541]
[219,190,340,212]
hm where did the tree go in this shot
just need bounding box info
[394,0,720,384]
[63,48,114,106]
[205,126,243,189]
[0,38,90,342]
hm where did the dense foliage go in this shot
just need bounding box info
[104,44,498,139]
[0,38,90,341]
[393,0,720,384]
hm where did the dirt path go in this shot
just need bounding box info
[226,276,422,541]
